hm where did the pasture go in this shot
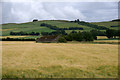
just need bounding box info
[2,20,118,36]
[2,41,118,78]
[91,21,119,30]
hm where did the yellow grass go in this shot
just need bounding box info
[97,36,108,39]
[2,41,118,78]
[0,36,27,38]
[94,40,119,43]
[0,29,13,31]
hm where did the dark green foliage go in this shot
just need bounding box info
[64,31,93,42]
[82,32,94,41]
[75,31,84,41]
[71,30,77,33]
[90,30,106,40]
[111,19,120,22]
[106,29,116,38]
[58,37,67,43]
[41,30,67,36]
[40,23,83,30]
[10,31,40,36]
[33,19,38,22]
[1,37,35,41]
[111,26,120,27]
[71,19,108,30]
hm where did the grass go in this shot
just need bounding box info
[97,36,108,39]
[94,40,119,44]
[2,20,119,36]
[2,41,118,78]
[0,36,41,39]
[91,21,119,30]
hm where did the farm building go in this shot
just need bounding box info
[36,35,60,43]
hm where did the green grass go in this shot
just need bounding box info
[2,22,54,36]
[2,20,119,36]
[91,21,119,30]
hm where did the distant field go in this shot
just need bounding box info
[2,41,118,78]
[2,20,119,36]
[0,36,41,39]
[94,40,119,43]
[91,21,119,30]
[97,36,108,39]
[0,36,28,38]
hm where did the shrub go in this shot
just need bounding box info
[58,37,67,43]
[33,19,38,22]
[82,32,94,41]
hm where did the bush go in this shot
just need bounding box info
[82,32,94,41]
[58,37,67,43]
[33,19,38,22]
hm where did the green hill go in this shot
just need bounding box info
[1,20,119,36]
[91,21,119,30]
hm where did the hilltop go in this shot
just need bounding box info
[1,19,119,36]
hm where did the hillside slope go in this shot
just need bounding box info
[1,20,119,36]
[91,21,119,30]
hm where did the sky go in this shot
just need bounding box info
[1,1,118,24]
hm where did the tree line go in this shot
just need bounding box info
[40,23,84,30]
[111,26,120,27]
[70,19,109,30]
[1,37,35,41]
[61,31,94,42]
[10,31,40,36]
[41,30,67,36]
[60,29,120,42]
[10,30,67,36]
[106,29,120,38]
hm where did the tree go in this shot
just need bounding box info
[76,19,80,22]
[106,29,114,39]
[82,32,93,41]
[75,31,83,41]
[33,19,38,22]
[90,29,98,40]
[58,37,67,43]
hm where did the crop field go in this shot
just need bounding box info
[0,36,28,38]
[94,40,119,44]
[2,41,118,78]
[97,36,108,39]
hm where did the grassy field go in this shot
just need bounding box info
[91,21,119,30]
[2,20,119,36]
[0,36,41,39]
[1,20,91,36]
[2,41,118,78]
[94,40,119,43]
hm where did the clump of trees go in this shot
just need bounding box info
[33,19,38,22]
[40,23,84,30]
[70,19,108,30]
[110,26,119,27]
[41,30,67,36]
[10,31,40,36]
[64,31,94,42]
[106,29,120,39]
[90,29,106,40]
[58,37,67,43]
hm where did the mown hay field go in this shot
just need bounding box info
[94,40,119,43]
[2,41,118,78]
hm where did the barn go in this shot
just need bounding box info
[36,35,60,43]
